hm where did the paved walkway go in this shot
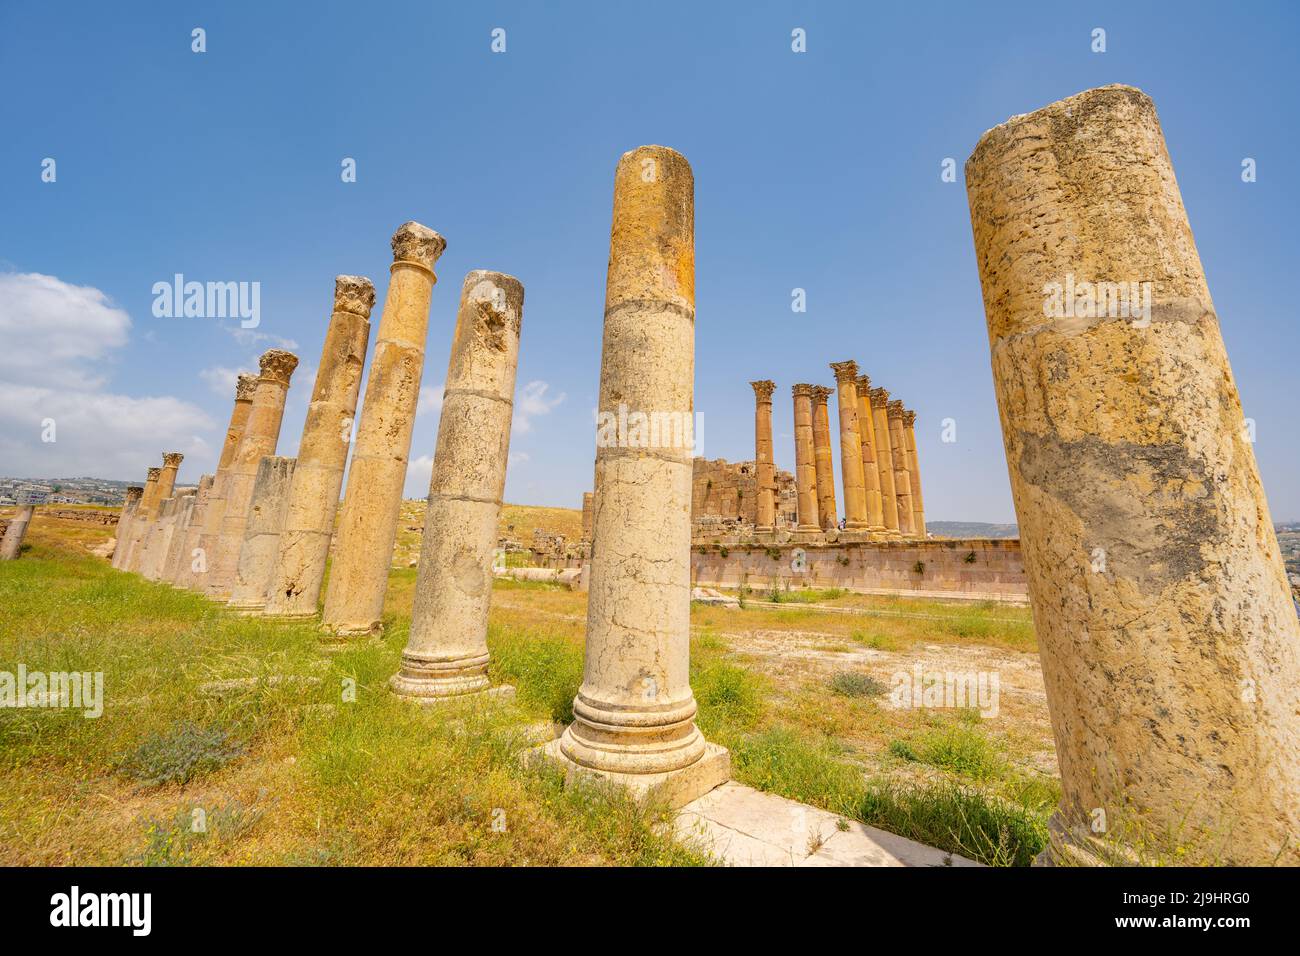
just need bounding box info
[677,782,982,867]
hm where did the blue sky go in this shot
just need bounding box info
[2,1,1297,522]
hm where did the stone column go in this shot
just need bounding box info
[580,492,594,540]
[322,222,445,637]
[179,374,257,588]
[546,145,728,808]
[110,486,143,569]
[902,410,926,537]
[263,276,375,619]
[855,374,886,533]
[830,361,869,530]
[886,400,915,536]
[141,495,180,580]
[207,349,299,598]
[749,379,776,534]
[391,271,523,700]
[809,385,838,530]
[121,467,161,571]
[966,84,1300,865]
[790,385,820,532]
[136,451,184,574]
[229,456,297,611]
[163,477,209,584]
[868,388,901,536]
[0,505,34,560]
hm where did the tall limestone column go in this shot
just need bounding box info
[135,452,184,574]
[749,379,776,534]
[868,387,901,536]
[120,467,161,571]
[855,374,886,533]
[830,361,869,530]
[0,505,34,560]
[391,271,524,700]
[902,410,926,536]
[544,145,728,808]
[966,84,1300,865]
[322,222,446,637]
[110,486,143,569]
[886,400,915,536]
[229,456,297,611]
[790,385,820,533]
[179,374,257,588]
[809,385,838,530]
[207,349,299,598]
[163,476,210,584]
[264,276,375,618]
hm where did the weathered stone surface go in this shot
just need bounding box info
[229,456,297,611]
[391,271,523,700]
[118,466,161,572]
[162,476,209,584]
[855,374,886,533]
[966,84,1300,864]
[868,388,901,536]
[749,380,776,533]
[809,385,837,530]
[264,276,374,619]
[886,400,915,536]
[206,350,298,598]
[902,410,926,536]
[322,223,445,637]
[109,486,143,569]
[790,384,820,533]
[549,146,727,801]
[175,374,256,588]
[830,361,868,530]
[0,505,34,560]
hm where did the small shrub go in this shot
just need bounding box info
[118,721,246,787]
[912,560,926,575]
[829,671,887,698]
[964,551,977,564]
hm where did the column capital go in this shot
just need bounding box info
[145,467,162,482]
[829,360,860,384]
[869,386,890,405]
[162,451,184,468]
[791,382,813,398]
[391,221,447,271]
[258,348,299,386]
[887,399,906,419]
[749,379,775,402]
[809,384,833,404]
[334,275,377,317]
[902,409,917,426]
[126,486,144,501]
[855,373,871,392]
[235,372,258,401]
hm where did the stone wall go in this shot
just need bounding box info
[691,538,1027,602]
[691,458,796,526]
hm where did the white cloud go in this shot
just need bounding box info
[221,323,298,351]
[0,272,216,480]
[0,272,130,389]
[514,380,565,434]
[199,364,251,398]
[417,383,445,415]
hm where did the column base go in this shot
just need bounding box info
[261,611,319,623]
[226,600,267,615]
[1033,812,1143,867]
[390,677,516,706]
[318,627,385,652]
[531,737,730,811]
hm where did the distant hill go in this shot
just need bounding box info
[927,521,1019,539]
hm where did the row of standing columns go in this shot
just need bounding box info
[756,365,926,538]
